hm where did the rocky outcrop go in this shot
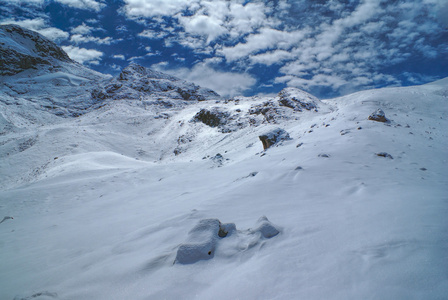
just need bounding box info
[95,64,220,101]
[259,128,292,150]
[278,87,319,112]
[192,108,230,128]
[368,108,388,122]
[0,24,72,76]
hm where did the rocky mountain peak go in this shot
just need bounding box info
[97,63,220,101]
[118,63,178,81]
[0,24,72,76]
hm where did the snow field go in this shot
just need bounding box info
[1,80,447,299]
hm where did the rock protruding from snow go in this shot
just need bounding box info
[192,108,230,128]
[94,63,220,101]
[0,24,72,76]
[376,152,393,159]
[259,128,292,150]
[278,87,320,112]
[251,216,279,238]
[175,219,236,264]
[175,217,279,264]
[368,108,388,122]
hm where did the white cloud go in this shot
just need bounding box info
[179,14,226,44]
[71,23,93,35]
[112,54,125,60]
[138,29,169,39]
[121,0,446,96]
[220,28,308,62]
[122,0,195,17]
[249,50,294,66]
[55,0,105,12]
[62,45,103,65]
[152,62,256,97]
[70,34,112,45]
[0,18,69,41]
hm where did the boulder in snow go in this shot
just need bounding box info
[259,128,292,150]
[192,108,230,128]
[175,219,236,264]
[368,109,388,122]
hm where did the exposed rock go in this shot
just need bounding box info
[175,219,236,264]
[175,217,279,264]
[318,153,330,158]
[368,108,388,122]
[277,87,319,112]
[0,24,72,76]
[259,128,292,150]
[100,64,220,101]
[376,152,393,159]
[249,101,282,123]
[193,108,230,128]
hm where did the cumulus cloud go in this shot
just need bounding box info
[112,54,125,60]
[249,50,294,66]
[69,22,113,45]
[119,0,446,95]
[71,23,93,35]
[220,28,307,62]
[70,34,112,45]
[55,0,105,12]
[122,0,193,17]
[62,45,103,65]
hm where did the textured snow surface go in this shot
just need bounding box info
[0,77,447,299]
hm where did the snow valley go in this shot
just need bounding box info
[1,25,447,300]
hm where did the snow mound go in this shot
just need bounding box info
[175,217,279,264]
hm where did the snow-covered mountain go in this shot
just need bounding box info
[0,24,72,76]
[91,63,220,102]
[0,25,220,121]
[1,26,447,300]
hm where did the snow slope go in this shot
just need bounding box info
[0,75,447,299]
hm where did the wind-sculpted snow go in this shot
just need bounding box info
[175,217,279,264]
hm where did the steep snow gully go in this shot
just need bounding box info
[1,25,448,300]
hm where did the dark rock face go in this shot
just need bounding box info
[259,128,292,150]
[193,108,230,128]
[368,108,388,122]
[249,101,283,123]
[0,24,72,75]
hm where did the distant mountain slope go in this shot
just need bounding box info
[0,25,221,122]
[91,63,220,101]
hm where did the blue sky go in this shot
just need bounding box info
[1,0,447,98]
